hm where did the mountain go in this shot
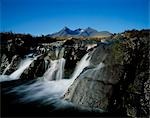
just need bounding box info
[49,27,75,37]
[49,27,112,38]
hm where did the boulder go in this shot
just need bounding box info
[64,44,123,111]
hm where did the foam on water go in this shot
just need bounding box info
[70,53,91,81]
[43,58,66,81]
[8,52,91,105]
[0,55,41,82]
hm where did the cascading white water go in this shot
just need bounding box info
[43,58,66,81]
[55,58,65,80]
[44,60,50,71]
[0,58,33,82]
[9,52,91,104]
[55,48,59,58]
[55,47,65,59]
[58,47,65,59]
[9,58,34,80]
[10,79,74,103]
[70,53,91,81]
[0,55,41,82]
[86,44,97,51]
[79,62,105,80]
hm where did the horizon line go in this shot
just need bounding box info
[1,27,149,36]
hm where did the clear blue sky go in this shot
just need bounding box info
[1,0,149,35]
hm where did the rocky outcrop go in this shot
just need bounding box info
[0,54,21,75]
[112,35,149,117]
[63,39,94,78]
[0,54,10,74]
[64,44,123,110]
[0,38,30,75]
[20,55,46,80]
[64,30,149,117]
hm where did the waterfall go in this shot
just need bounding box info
[79,62,105,80]
[55,58,65,80]
[86,44,97,51]
[0,57,34,82]
[39,52,91,98]
[6,55,41,81]
[44,60,50,71]
[55,47,65,59]
[0,75,12,83]
[58,47,65,58]
[44,52,91,81]
[55,48,59,58]
[43,58,66,81]
[8,52,91,104]
[9,58,33,80]
[70,53,91,81]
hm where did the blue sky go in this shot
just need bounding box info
[1,0,149,35]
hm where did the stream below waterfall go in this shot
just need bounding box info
[1,51,105,117]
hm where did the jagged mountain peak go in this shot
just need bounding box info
[74,28,82,31]
[62,26,71,31]
[50,27,112,37]
[74,28,84,34]
[85,27,97,31]
[84,27,98,36]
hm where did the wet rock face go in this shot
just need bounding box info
[90,44,110,65]
[64,77,112,110]
[64,66,122,110]
[0,38,31,75]
[64,44,123,110]
[0,54,21,75]
[4,55,22,75]
[20,55,46,80]
[63,40,88,78]
[0,54,10,74]
[64,47,87,69]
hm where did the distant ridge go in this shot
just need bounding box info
[48,27,112,38]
